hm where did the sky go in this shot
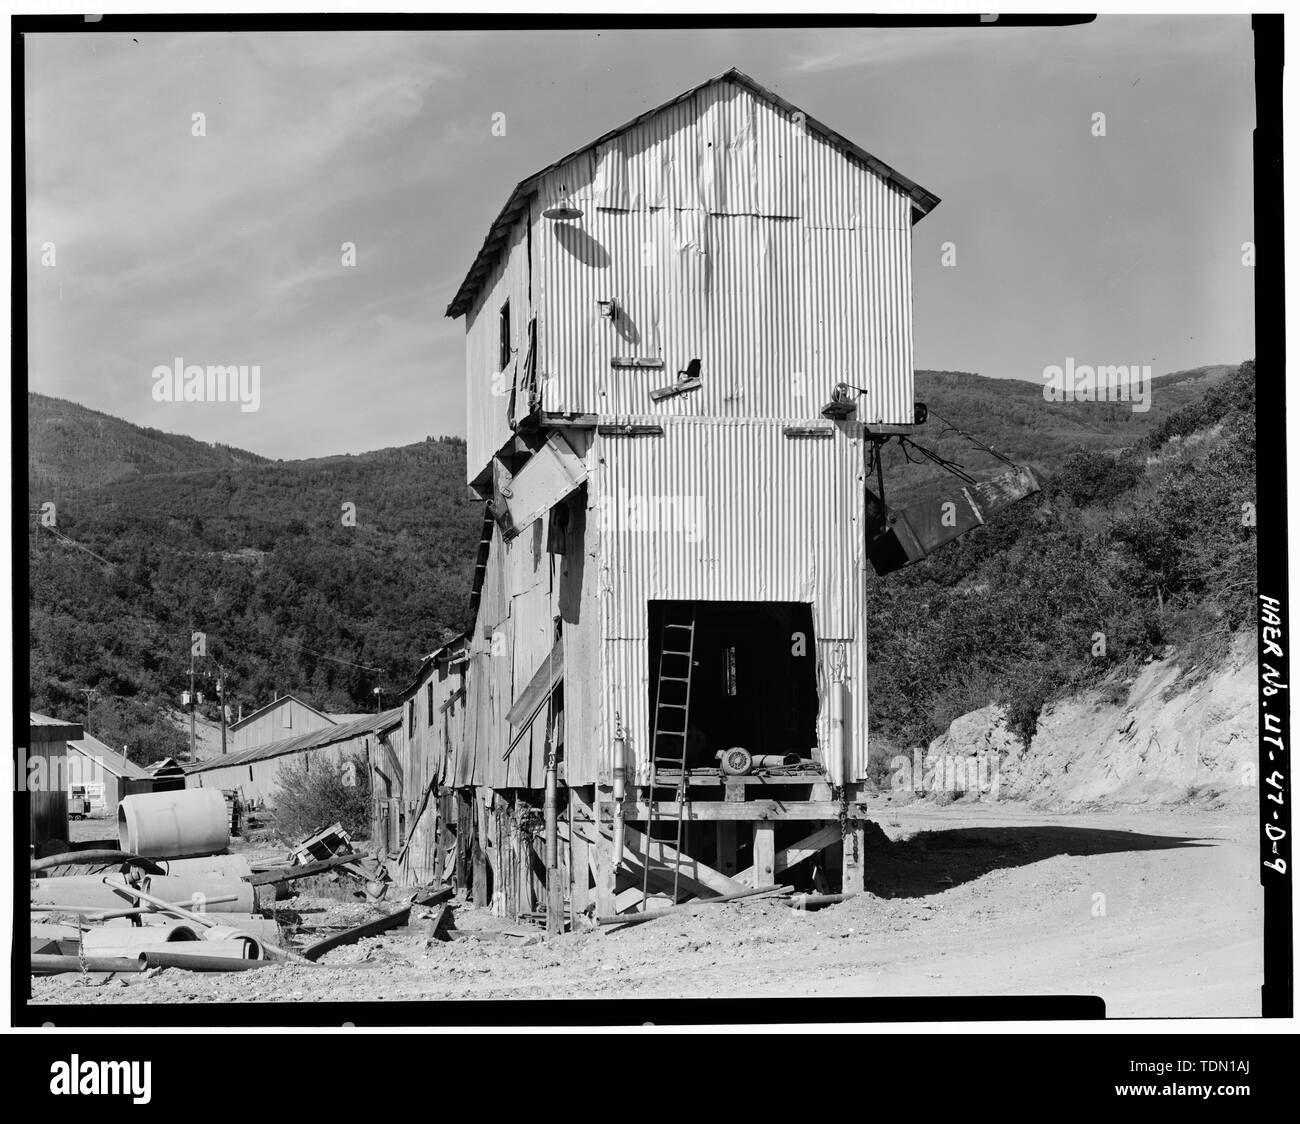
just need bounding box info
[24,18,1256,460]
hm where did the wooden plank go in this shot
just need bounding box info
[733,824,840,886]
[591,791,617,918]
[568,791,591,923]
[302,906,411,961]
[751,825,776,890]
[244,851,365,886]
[604,800,871,822]
[472,794,489,909]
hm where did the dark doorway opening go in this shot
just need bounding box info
[647,600,819,769]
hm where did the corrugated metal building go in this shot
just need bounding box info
[443,68,940,917]
[66,732,156,817]
[373,637,468,885]
[186,710,401,809]
[227,694,337,755]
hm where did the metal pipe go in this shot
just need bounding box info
[101,878,306,964]
[31,954,144,975]
[30,850,164,874]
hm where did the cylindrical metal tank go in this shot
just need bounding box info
[141,875,255,913]
[118,789,230,859]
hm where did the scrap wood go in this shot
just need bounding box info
[423,904,453,945]
[409,885,454,908]
[597,884,789,928]
[244,851,366,886]
[300,905,412,961]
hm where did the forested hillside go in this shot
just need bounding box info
[27,362,1248,765]
[867,361,1256,753]
[29,431,480,762]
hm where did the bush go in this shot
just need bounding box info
[271,752,371,843]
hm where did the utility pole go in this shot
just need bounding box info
[79,687,97,733]
[216,663,228,756]
[373,686,383,713]
[188,642,196,760]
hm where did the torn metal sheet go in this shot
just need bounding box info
[494,434,588,541]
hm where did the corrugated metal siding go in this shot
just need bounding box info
[465,212,533,482]
[582,417,867,786]
[532,82,915,426]
[231,698,334,754]
[595,418,861,637]
[191,737,364,808]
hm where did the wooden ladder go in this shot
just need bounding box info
[641,610,697,909]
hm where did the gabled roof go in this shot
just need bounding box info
[229,693,334,732]
[185,708,402,775]
[68,732,154,781]
[446,66,940,319]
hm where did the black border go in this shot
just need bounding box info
[11,10,1287,1031]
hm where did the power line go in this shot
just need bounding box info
[280,639,386,674]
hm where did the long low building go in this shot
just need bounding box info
[185,709,402,808]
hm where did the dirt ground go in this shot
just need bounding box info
[30,803,1262,1019]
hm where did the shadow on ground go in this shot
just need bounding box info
[863,826,1212,898]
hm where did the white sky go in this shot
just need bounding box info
[24,17,1256,459]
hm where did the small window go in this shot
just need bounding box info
[499,300,511,370]
[407,698,416,736]
[427,682,435,725]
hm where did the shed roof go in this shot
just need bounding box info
[29,712,82,741]
[185,709,402,775]
[446,66,940,319]
[229,693,334,732]
[68,732,154,781]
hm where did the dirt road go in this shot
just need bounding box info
[28,804,1263,1018]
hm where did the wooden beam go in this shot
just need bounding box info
[472,794,489,909]
[843,824,865,894]
[599,820,747,898]
[568,791,591,924]
[604,800,871,822]
[751,824,775,890]
[733,824,840,886]
[591,790,617,918]
[244,851,365,886]
[302,906,411,961]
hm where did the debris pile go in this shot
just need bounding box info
[29,796,403,980]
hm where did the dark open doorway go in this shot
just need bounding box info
[647,600,819,769]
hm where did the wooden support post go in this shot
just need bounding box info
[472,792,489,909]
[842,824,865,894]
[592,786,617,919]
[568,790,591,925]
[455,792,472,892]
[716,822,738,879]
[752,824,775,890]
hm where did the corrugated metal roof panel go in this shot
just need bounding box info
[185,709,401,775]
[447,67,938,319]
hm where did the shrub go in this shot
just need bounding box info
[271,752,371,843]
